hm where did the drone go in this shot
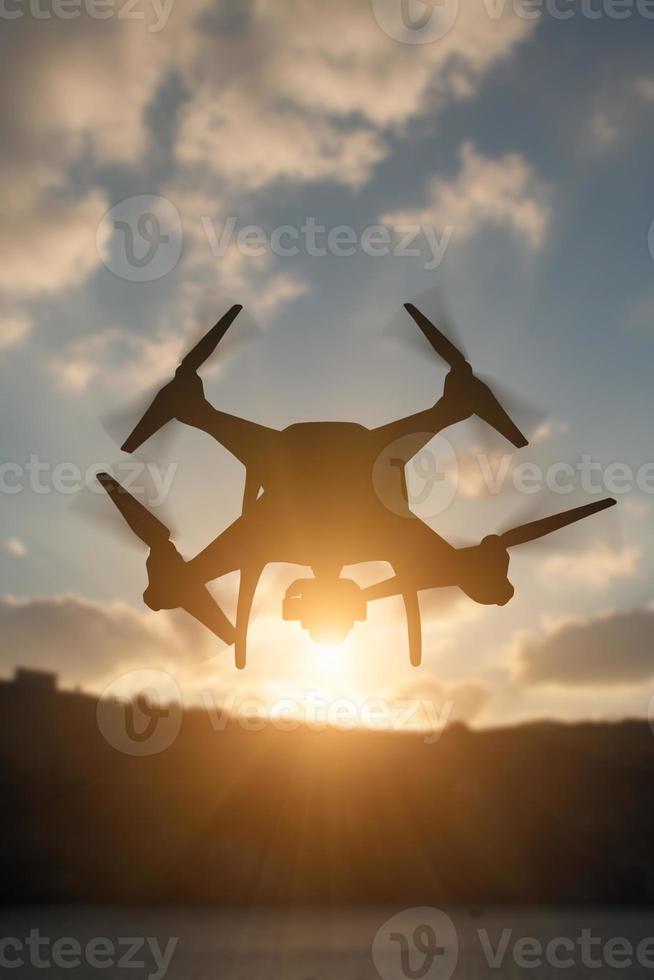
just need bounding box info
[98,302,615,668]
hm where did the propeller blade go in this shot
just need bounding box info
[180,303,243,374]
[121,305,243,453]
[121,380,177,453]
[500,498,617,548]
[472,376,529,449]
[181,587,235,647]
[405,303,529,449]
[404,303,468,370]
[96,472,171,548]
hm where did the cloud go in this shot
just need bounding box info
[513,604,654,686]
[49,241,308,394]
[635,75,654,102]
[184,237,310,316]
[624,286,654,333]
[0,593,218,690]
[0,188,109,298]
[0,2,204,299]
[0,314,31,350]
[249,0,534,128]
[584,74,654,154]
[392,676,491,725]
[5,539,26,558]
[539,544,641,589]
[383,142,551,250]
[0,1,537,304]
[50,327,185,394]
[173,0,536,192]
[177,90,386,191]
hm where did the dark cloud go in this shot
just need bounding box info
[514,605,654,686]
[0,594,213,689]
[393,676,490,723]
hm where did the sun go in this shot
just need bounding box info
[311,642,347,673]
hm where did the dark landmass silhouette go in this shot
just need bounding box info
[2,669,653,906]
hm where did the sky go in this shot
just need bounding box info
[1,0,654,730]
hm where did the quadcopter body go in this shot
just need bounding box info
[98,303,615,668]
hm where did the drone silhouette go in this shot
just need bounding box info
[98,303,615,668]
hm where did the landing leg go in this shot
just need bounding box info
[235,563,265,669]
[401,590,422,667]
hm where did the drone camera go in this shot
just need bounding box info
[283,577,367,644]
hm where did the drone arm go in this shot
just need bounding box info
[187,515,249,585]
[371,394,468,460]
[178,395,277,468]
[242,467,263,514]
[364,564,459,602]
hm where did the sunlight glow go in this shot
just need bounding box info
[310,642,347,673]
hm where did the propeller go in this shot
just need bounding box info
[96,472,171,547]
[404,302,468,371]
[69,465,178,553]
[121,304,243,453]
[96,472,235,646]
[499,498,617,548]
[404,303,529,449]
